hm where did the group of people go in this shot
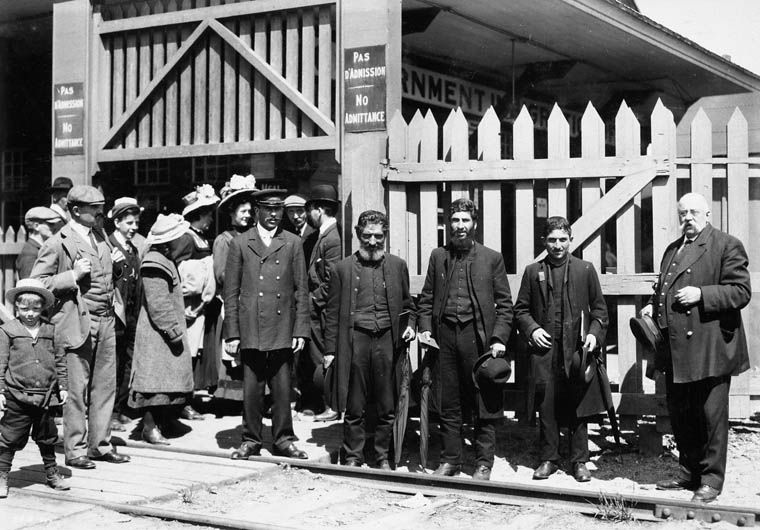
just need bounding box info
[0,180,750,505]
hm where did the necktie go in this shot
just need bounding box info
[677,238,693,255]
[88,231,98,252]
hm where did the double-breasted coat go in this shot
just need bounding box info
[223,227,310,351]
[513,256,608,418]
[323,253,416,413]
[652,223,750,383]
[417,242,513,419]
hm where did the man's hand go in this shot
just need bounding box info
[530,328,552,349]
[402,326,416,342]
[111,248,125,263]
[675,286,701,307]
[490,342,506,358]
[419,330,432,343]
[292,337,305,353]
[59,390,69,405]
[640,304,653,318]
[0,394,5,410]
[583,334,597,352]
[323,354,335,369]
[73,257,91,280]
[225,339,241,355]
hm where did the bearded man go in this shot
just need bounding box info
[417,198,513,481]
[322,210,415,469]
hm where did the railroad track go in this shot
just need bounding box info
[15,440,759,528]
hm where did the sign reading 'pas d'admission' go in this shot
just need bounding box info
[344,45,386,132]
[54,83,84,155]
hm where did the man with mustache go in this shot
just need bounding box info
[322,210,415,469]
[641,192,750,503]
[417,198,513,480]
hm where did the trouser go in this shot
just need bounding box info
[241,348,298,450]
[343,328,395,464]
[438,319,496,468]
[0,394,58,472]
[537,373,589,463]
[666,370,730,491]
[296,318,328,412]
[113,325,135,417]
[64,313,116,459]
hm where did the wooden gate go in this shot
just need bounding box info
[385,99,760,421]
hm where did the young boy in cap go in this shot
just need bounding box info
[16,207,63,280]
[0,279,70,498]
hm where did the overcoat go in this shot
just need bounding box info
[307,223,342,309]
[223,227,310,351]
[417,242,513,419]
[513,256,608,418]
[130,250,193,395]
[652,223,750,383]
[323,253,416,413]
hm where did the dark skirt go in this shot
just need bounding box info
[194,297,222,390]
[129,391,191,409]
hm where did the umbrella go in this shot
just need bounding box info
[419,362,432,472]
[393,348,411,467]
[595,354,621,445]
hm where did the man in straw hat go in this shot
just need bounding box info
[284,193,314,241]
[16,207,64,280]
[224,188,310,460]
[31,185,130,469]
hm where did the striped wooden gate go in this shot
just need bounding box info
[385,99,760,421]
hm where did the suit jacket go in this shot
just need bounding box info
[15,238,42,280]
[417,242,513,419]
[652,224,751,383]
[323,253,416,413]
[307,222,342,312]
[223,226,310,351]
[31,223,115,350]
[513,255,608,417]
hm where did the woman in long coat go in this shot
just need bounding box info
[130,214,194,444]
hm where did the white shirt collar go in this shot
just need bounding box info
[257,223,277,243]
[319,217,337,235]
[113,230,130,249]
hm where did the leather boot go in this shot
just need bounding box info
[45,468,71,491]
[0,471,8,498]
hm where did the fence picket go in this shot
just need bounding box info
[479,107,501,250]
[580,101,603,268]
[269,13,284,139]
[690,108,713,200]
[301,8,315,137]
[547,103,569,218]
[223,16,237,143]
[151,0,166,147]
[513,105,535,273]
[285,12,299,138]
[253,16,267,141]
[419,110,439,273]
[727,108,749,244]
[179,0,193,145]
[444,108,469,200]
[389,110,409,263]
[650,99,678,268]
[137,2,152,147]
[208,0,223,144]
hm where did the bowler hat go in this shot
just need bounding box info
[107,197,143,220]
[570,345,596,385]
[305,184,339,207]
[24,206,62,223]
[67,185,105,205]
[253,188,288,206]
[218,174,258,210]
[182,184,220,217]
[472,352,511,390]
[6,278,55,310]
[146,213,190,245]
[629,315,664,354]
[49,176,73,192]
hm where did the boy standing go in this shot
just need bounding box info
[0,279,70,498]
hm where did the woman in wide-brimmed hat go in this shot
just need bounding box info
[130,214,194,444]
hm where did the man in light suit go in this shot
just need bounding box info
[31,185,130,469]
[224,189,310,460]
[643,193,751,503]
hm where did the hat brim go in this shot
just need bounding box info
[147,221,190,245]
[108,205,144,219]
[471,352,511,389]
[629,315,663,354]
[5,285,55,310]
[182,197,219,217]
[305,197,340,207]
[219,189,257,209]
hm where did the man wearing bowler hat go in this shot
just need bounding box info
[513,216,608,482]
[224,189,310,460]
[641,193,750,503]
[31,185,130,469]
[48,177,73,226]
[16,207,63,280]
[417,198,513,480]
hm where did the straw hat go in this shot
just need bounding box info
[5,278,55,310]
[182,184,220,217]
[284,194,308,208]
[218,174,258,210]
[107,197,144,220]
[146,213,190,245]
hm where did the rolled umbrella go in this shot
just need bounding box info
[419,363,432,472]
[393,348,411,467]
[595,356,621,445]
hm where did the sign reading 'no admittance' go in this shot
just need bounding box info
[344,46,386,132]
[54,83,85,155]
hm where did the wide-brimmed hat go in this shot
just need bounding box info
[48,176,73,192]
[629,315,664,354]
[284,194,307,208]
[67,185,105,206]
[24,206,63,223]
[218,174,258,210]
[252,188,288,206]
[5,278,55,310]
[305,184,339,207]
[147,213,190,245]
[570,345,596,385]
[107,197,144,220]
[472,352,511,390]
[182,184,220,217]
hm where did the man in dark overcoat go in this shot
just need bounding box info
[513,216,608,482]
[417,198,513,481]
[643,193,750,503]
[322,211,416,468]
[224,189,310,460]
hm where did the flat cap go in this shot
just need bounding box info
[24,206,63,223]
[253,188,287,206]
[67,185,105,205]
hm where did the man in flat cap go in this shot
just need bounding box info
[31,184,130,469]
[224,189,310,460]
[48,177,73,228]
[16,207,63,280]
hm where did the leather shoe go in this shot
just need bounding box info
[66,455,96,469]
[344,460,362,467]
[472,465,491,481]
[91,451,131,464]
[533,460,559,480]
[377,459,392,471]
[273,443,308,459]
[314,408,339,422]
[691,484,720,503]
[142,426,170,445]
[573,462,591,482]
[180,405,204,421]
[231,441,261,460]
[656,477,698,491]
[433,463,461,476]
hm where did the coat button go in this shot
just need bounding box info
[686,310,691,315]
[259,292,263,297]
[687,269,691,273]
[260,260,264,264]
[659,303,663,307]
[277,293,281,298]
[276,276,280,280]
[686,331,693,337]
[259,276,263,280]
[667,272,672,276]
[663,282,667,286]
[276,260,280,264]
[277,310,281,315]
[671,263,676,267]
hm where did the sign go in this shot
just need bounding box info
[344,46,386,132]
[54,83,84,155]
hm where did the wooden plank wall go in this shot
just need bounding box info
[385,100,760,419]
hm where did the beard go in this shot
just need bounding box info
[358,246,385,262]
[450,234,474,252]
